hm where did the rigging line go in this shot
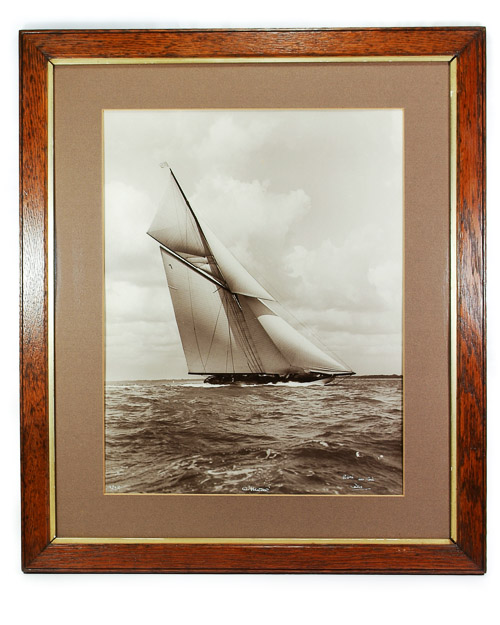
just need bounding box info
[152,239,228,290]
[242,297,293,371]
[264,299,352,372]
[170,168,205,233]
[183,196,189,255]
[227,296,248,369]
[169,167,228,286]
[203,296,224,370]
[170,183,186,255]
[228,294,263,373]
[152,170,227,287]
[225,292,236,374]
[222,291,231,373]
[187,268,204,373]
[229,301,254,372]
[166,167,197,260]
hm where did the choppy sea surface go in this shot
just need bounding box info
[105,377,403,495]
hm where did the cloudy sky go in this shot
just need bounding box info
[104,109,403,380]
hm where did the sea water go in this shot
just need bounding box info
[105,377,403,495]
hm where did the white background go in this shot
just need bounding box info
[2,3,497,624]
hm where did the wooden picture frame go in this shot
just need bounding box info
[20,27,486,573]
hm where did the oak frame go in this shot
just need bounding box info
[20,27,486,573]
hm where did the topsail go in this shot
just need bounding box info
[147,165,354,383]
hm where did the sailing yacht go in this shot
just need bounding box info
[147,163,354,385]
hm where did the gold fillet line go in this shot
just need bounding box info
[50,56,453,66]
[47,61,56,540]
[449,58,458,543]
[53,537,452,545]
[47,56,456,541]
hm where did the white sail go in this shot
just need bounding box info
[150,165,353,378]
[148,168,207,258]
[161,250,252,374]
[200,221,273,301]
[161,250,290,374]
[148,166,273,300]
[242,297,352,374]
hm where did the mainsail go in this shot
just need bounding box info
[147,164,354,380]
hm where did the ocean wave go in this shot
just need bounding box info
[105,377,403,495]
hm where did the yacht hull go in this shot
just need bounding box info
[203,372,353,385]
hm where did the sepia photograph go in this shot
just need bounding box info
[104,108,403,495]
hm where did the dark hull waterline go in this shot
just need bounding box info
[203,372,355,385]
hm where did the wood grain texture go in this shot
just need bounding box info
[19,28,486,574]
[20,27,481,59]
[455,29,487,571]
[19,34,51,570]
[25,543,480,574]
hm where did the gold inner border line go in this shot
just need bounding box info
[51,56,453,66]
[449,58,458,542]
[53,537,452,545]
[47,54,458,545]
[47,62,56,541]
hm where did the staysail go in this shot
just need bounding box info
[148,164,353,377]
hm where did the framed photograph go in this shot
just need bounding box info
[20,27,486,573]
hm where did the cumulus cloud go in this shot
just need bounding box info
[283,224,402,313]
[190,173,311,293]
[105,181,161,284]
[193,115,279,172]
